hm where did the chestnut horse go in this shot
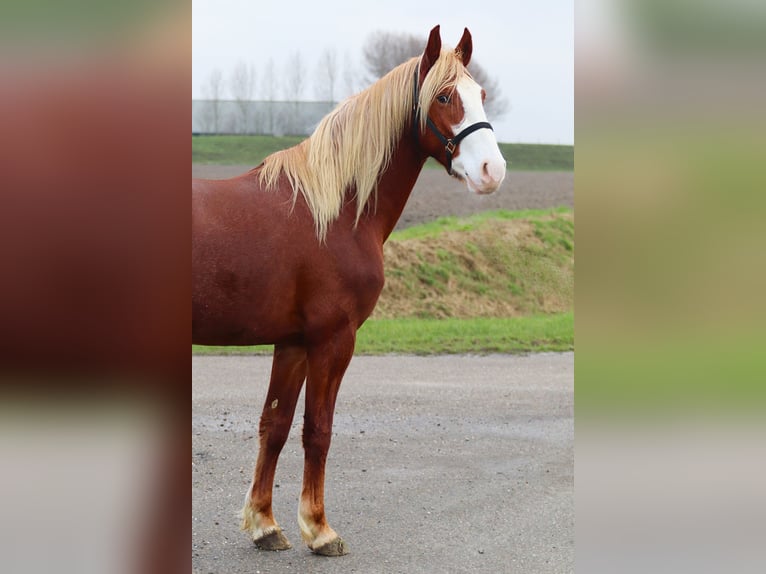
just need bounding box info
[192,25,505,556]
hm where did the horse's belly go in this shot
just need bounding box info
[192,270,302,346]
[191,303,301,346]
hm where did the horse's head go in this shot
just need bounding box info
[414,26,506,194]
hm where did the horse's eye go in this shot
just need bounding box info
[437,94,450,104]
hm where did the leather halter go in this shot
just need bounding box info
[411,66,494,176]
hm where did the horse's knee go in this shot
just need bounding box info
[259,413,292,452]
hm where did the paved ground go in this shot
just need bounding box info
[191,166,573,231]
[192,353,573,574]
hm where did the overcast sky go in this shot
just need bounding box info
[192,0,573,144]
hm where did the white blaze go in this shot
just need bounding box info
[450,75,506,194]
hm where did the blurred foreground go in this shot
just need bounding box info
[1,3,189,573]
[576,1,766,573]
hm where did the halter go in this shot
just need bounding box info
[411,66,494,176]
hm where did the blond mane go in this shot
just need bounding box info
[257,49,467,240]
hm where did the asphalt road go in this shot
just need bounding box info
[192,353,573,573]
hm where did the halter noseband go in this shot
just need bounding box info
[411,66,494,176]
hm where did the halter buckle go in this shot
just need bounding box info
[445,141,456,155]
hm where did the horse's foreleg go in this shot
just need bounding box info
[241,343,307,551]
[298,326,356,556]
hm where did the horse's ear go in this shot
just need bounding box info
[456,27,472,67]
[420,25,441,83]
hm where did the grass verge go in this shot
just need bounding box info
[192,312,573,356]
[378,209,573,319]
[388,207,571,241]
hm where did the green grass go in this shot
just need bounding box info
[192,312,573,356]
[193,343,271,356]
[192,135,573,171]
[357,313,573,354]
[388,207,571,241]
[192,135,305,165]
[378,209,573,319]
[498,143,573,171]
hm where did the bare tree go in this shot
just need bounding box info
[260,58,278,101]
[260,58,279,134]
[314,47,338,103]
[229,61,256,133]
[342,50,363,99]
[282,51,307,135]
[466,61,509,120]
[362,30,509,120]
[199,68,224,133]
[283,51,306,100]
[362,30,423,83]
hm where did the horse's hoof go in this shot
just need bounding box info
[254,528,292,551]
[311,536,349,556]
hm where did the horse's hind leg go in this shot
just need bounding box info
[241,343,307,551]
[298,326,355,556]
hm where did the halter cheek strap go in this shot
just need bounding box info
[411,67,494,176]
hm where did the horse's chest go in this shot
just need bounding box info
[348,263,385,306]
[300,254,384,324]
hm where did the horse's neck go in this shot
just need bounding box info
[365,134,427,242]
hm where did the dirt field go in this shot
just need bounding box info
[191,165,573,229]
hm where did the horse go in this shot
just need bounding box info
[192,25,506,556]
